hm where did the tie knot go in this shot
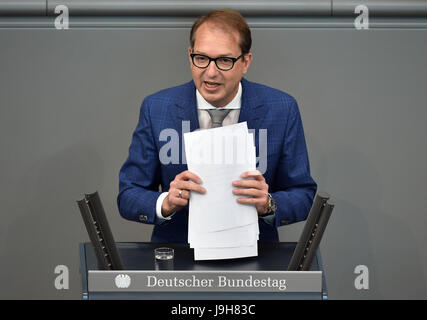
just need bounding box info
[206,109,231,128]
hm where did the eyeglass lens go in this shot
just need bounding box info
[193,55,235,70]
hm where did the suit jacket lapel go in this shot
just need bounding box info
[172,81,200,132]
[239,78,265,130]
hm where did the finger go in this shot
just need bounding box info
[236,197,262,205]
[169,195,188,207]
[177,170,203,184]
[232,179,264,189]
[176,180,206,194]
[233,188,265,198]
[176,189,190,200]
[240,170,265,181]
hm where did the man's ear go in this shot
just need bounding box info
[242,52,253,74]
[188,47,193,64]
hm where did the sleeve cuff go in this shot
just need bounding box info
[260,212,276,226]
[156,192,175,223]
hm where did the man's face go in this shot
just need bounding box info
[189,22,252,108]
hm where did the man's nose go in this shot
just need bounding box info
[205,60,220,77]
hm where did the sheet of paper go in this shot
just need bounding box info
[184,122,259,260]
[184,122,257,233]
[194,243,258,261]
[189,222,259,248]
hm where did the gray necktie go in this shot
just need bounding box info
[206,109,231,128]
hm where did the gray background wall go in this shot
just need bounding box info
[1,5,427,299]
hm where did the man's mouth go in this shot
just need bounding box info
[204,81,221,88]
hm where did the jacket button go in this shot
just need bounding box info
[139,215,148,222]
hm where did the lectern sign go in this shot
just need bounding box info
[88,271,322,293]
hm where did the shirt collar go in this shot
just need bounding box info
[196,82,242,110]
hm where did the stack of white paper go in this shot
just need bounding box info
[183,122,259,260]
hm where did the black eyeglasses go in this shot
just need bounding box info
[190,53,244,71]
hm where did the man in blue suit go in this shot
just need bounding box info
[118,9,317,243]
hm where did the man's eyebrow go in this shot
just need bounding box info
[192,51,235,57]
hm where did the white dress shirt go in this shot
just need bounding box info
[196,82,242,129]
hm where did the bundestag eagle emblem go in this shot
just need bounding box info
[115,274,131,288]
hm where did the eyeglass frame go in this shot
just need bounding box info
[190,52,245,71]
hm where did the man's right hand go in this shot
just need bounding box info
[161,170,206,217]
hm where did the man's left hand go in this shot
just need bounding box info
[232,170,269,215]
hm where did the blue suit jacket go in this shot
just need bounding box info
[118,78,317,242]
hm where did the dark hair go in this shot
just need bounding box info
[190,9,252,55]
